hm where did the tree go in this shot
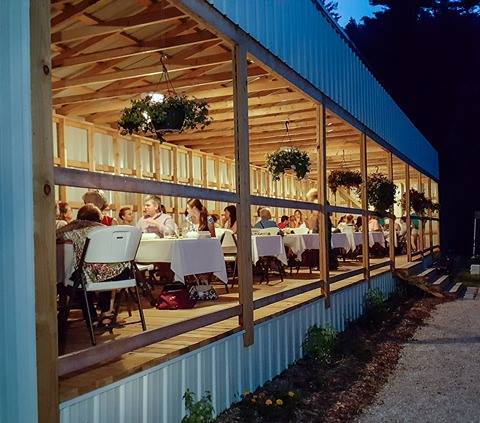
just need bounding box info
[320,0,341,21]
[345,2,480,254]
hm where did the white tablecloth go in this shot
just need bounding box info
[353,232,386,248]
[251,235,288,265]
[331,233,352,251]
[136,238,228,283]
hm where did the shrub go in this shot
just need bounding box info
[302,325,338,366]
[241,389,300,421]
[363,288,388,322]
[182,389,215,423]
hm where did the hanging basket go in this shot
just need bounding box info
[118,94,212,142]
[328,169,362,194]
[266,147,311,181]
[366,172,397,216]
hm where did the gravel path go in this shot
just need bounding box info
[356,299,480,423]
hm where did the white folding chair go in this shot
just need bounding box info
[258,227,280,236]
[291,227,309,235]
[68,226,146,346]
[220,230,238,289]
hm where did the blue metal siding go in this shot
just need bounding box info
[208,0,438,178]
[60,272,396,423]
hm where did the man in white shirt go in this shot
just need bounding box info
[136,195,176,237]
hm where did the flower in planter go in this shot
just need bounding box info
[118,94,212,142]
[328,169,363,194]
[266,147,311,181]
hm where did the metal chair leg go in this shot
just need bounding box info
[134,285,147,331]
[82,288,96,346]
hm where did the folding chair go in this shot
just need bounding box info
[62,226,147,346]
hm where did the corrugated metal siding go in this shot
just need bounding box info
[208,0,438,179]
[60,272,396,423]
[0,1,39,422]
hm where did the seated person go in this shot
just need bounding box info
[136,195,176,237]
[337,215,347,232]
[341,214,355,233]
[56,204,128,325]
[293,209,307,228]
[56,201,73,229]
[211,213,222,228]
[278,215,289,230]
[223,205,237,234]
[82,190,118,226]
[185,198,216,237]
[288,215,297,229]
[254,208,278,229]
[118,206,133,225]
[368,215,383,232]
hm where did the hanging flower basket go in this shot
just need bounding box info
[266,147,311,181]
[401,188,438,216]
[118,94,212,142]
[366,172,397,216]
[328,170,362,194]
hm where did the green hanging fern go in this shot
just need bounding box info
[266,147,311,181]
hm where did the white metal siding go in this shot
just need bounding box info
[208,0,438,179]
[0,1,39,422]
[60,272,396,423]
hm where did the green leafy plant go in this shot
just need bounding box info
[401,189,440,215]
[181,389,215,423]
[241,389,300,421]
[365,172,397,216]
[363,288,388,323]
[328,169,362,194]
[302,325,338,366]
[266,147,311,181]
[118,94,212,142]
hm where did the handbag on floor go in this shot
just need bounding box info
[189,278,218,301]
[155,282,196,310]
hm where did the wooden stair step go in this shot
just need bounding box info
[463,287,478,300]
[432,275,449,285]
[449,283,463,294]
[418,268,436,277]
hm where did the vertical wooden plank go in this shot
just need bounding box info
[428,178,433,254]
[316,104,330,305]
[87,126,95,172]
[387,152,395,269]
[31,0,59,421]
[135,137,143,216]
[112,135,121,213]
[418,171,424,256]
[202,153,208,188]
[233,44,254,346]
[406,165,412,262]
[57,117,67,201]
[360,134,370,283]
[172,146,179,220]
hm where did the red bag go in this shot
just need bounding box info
[155,283,196,310]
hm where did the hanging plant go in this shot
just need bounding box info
[266,147,311,181]
[328,170,363,194]
[365,172,397,216]
[118,94,212,142]
[427,200,440,213]
[401,188,431,216]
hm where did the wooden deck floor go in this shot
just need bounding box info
[59,256,407,402]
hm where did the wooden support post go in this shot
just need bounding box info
[406,165,412,262]
[387,152,395,270]
[172,146,179,220]
[87,126,95,172]
[233,44,254,346]
[135,137,143,216]
[316,104,330,305]
[360,134,370,283]
[428,178,433,254]
[418,172,424,256]
[112,135,121,213]
[32,0,59,421]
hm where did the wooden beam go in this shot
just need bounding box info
[387,152,395,269]
[52,52,232,90]
[317,104,330,305]
[406,164,412,262]
[360,133,370,284]
[51,4,185,44]
[233,44,254,346]
[52,66,268,105]
[53,30,216,68]
[51,0,99,30]
[32,0,58,421]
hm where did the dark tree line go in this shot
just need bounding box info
[338,0,480,255]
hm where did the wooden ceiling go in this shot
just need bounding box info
[51,0,408,177]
